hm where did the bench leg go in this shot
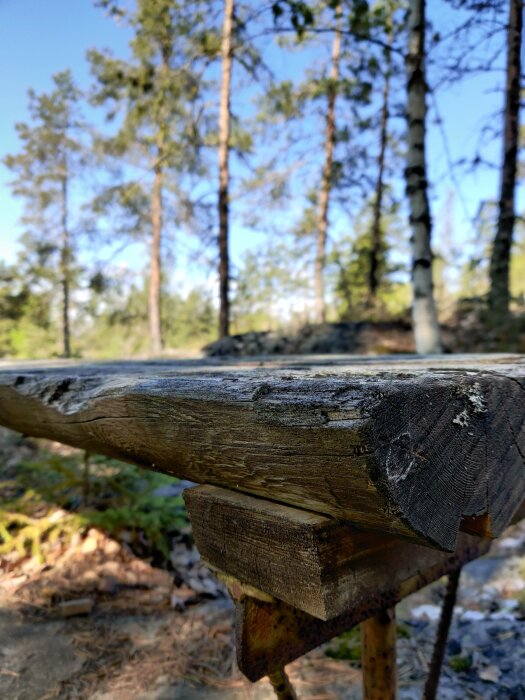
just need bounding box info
[361,607,397,700]
[268,667,298,699]
[423,568,462,700]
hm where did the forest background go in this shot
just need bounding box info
[1,0,524,360]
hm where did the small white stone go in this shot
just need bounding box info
[488,611,515,621]
[461,610,486,621]
[411,604,441,621]
[478,665,501,683]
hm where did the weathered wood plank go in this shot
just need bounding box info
[233,531,490,680]
[185,484,397,619]
[185,484,491,620]
[185,485,497,620]
[0,355,524,549]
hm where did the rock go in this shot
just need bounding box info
[410,604,441,621]
[447,638,462,655]
[153,480,195,498]
[478,665,501,683]
[461,610,485,621]
[81,530,102,554]
[203,321,415,357]
[103,539,121,556]
[489,611,515,621]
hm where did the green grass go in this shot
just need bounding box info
[324,623,412,665]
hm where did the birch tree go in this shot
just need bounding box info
[488,0,523,320]
[405,0,442,353]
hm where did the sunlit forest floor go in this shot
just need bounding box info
[2,428,525,700]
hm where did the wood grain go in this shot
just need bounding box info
[0,354,524,549]
[185,484,399,619]
[234,531,489,680]
[362,608,396,700]
[185,484,492,620]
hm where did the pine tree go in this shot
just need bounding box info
[314,2,342,324]
[3,71,86,358]
[89,0,212,354]
[218,0,235,339]
[367,0,397,308]
[488,0,523,320]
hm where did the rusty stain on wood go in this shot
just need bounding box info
[233,531,489,681]
[362,608,396,700]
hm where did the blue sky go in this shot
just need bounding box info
[0,0,515,297]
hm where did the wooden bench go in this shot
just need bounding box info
[1,354,524,698]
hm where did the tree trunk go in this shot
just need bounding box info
[488,0,522,320]
[60,170,71,359]
[405,0,442,354]
[218,0,234,339]
[149,158,163,355]
[367,3,393,309]
[314,5,342,325]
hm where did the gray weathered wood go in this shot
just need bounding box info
[233,530,489,681]
[0,354,524,550]
[185,484,488,621]
[185,484,399,619]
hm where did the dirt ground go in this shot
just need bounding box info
[2,430,525,699]
[2,519,525,700]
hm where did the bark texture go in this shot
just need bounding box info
[149,156,163,355]
[0,355,524,551]
[60,168,71,359]
[218,0,234,338]
[405,0,442,354]
[368,3,393,308]
[488,0,523,319]
[314,7,342,324]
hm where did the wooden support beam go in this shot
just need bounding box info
[268,669,298,700]
[362,608,397,700]
[230,530,489,681]
[185,484,490,621]
[1,355,524,549]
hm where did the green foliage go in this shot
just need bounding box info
[2,71,87,357]
[0,490,85,564]
[232,243,309,333]
[331,200,411,321]
[324,626,362,663]
[0,444,188,564]
[163,287,217,349]
[449,655,472,673]
[89,0,213,183]
[324,622,411,664]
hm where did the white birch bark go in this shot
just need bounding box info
[405,0,442,354]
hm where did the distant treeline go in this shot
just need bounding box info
[1,0,523,359]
